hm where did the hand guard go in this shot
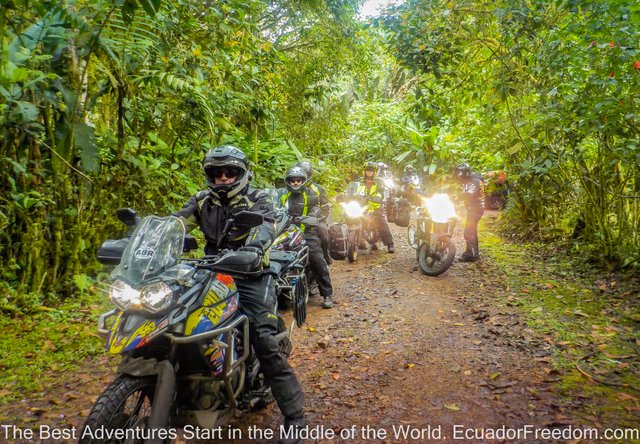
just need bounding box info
[239,245,264,256]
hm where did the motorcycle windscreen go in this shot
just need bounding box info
[112,216,185,286]
[345,181,360,196]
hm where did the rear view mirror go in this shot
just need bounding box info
[234,211,264,228]
[97,238,128,265]
[116,208,138,226]
[184,235,198,252]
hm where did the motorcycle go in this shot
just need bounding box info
[82,209,288,442]
[338,186,380,263]
[482,171,509,210]
[381,175,398,223]
[268,198,320,327]
[407,193,458,276]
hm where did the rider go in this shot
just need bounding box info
[354,161,395,253]
[174,145,305,442]
[401,165,420,187]
[296,161,332,265]
[400,165,422,205]
[377,162,390,179]
[455,162,485,262]
[281,166,335,309]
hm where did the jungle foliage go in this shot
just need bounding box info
[1,0,639,311]
[378,0,640,265]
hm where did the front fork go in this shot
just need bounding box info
[144,345,178,444]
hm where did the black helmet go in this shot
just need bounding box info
[285,166,307,193]
[455,162,472,179]
[296,161,313,182]
[363,161,377,176]
[202,145,249,200]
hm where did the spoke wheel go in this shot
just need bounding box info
[293,272,309,327]
[417,238,456,276]
[81,376,157,444]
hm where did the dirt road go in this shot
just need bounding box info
[232,218,564,442]
[2,214,572,443]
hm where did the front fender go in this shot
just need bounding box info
[117,356,160,377]
[430,232,451,249]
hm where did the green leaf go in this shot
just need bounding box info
[74,123,99,173]
[138,0,161,17]
[11,101,39,124]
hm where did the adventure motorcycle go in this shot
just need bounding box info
[407,193,458,276]
[482,171,509,210]
[339,186,380,263]
[268,199,319,327]
[381,175,398,223]
[82,209,288,442]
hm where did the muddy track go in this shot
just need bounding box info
[1,213,569,443]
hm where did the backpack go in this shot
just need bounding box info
[394,198,411,227]
[328,223,348,260]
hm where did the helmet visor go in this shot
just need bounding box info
[206,166,242,182]
[287,176,306,185]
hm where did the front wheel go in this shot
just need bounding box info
[293,272,309,327]
[347,230,359,263]
[386,200,396,222]
[417,238,456,276]
[81,375,158,444]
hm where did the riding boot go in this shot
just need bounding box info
[279,414,307,444]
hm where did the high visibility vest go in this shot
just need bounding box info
[357,181,381,211]
[281,191,309,230]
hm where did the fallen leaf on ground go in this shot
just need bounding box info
[618,393,638,402]
[444,403,460,411]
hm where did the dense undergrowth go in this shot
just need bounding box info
[482,216,640,428]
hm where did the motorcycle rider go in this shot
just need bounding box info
[174,145,305,442]
[455,162,485,262]
[400,165,422,205]
[296,160,332,265]
[354,162,395,253]
[281,166,335,309]
[401,165,420,187]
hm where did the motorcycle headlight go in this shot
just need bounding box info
[341,201,367,218]
[424,194,457,223]
[140,282,174,313]
[110,280,141,310]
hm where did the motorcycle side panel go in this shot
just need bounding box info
[107,313,169,354]
[185,273,239,336]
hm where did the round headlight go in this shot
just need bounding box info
[140,282,174,313]
[110,280,141,310]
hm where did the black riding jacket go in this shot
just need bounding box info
[461,177,485,211]
[280,187,322,231]
[174,186,276,255]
